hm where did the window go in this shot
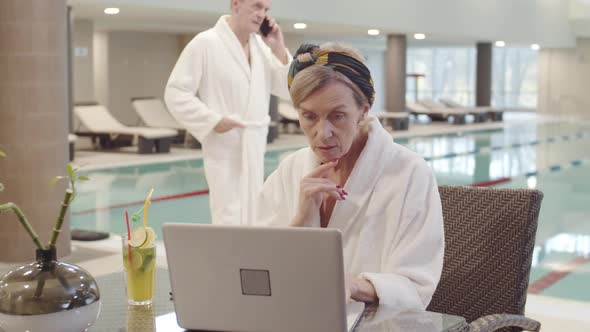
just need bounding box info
[406,47,476,105]
[492,47,538,109]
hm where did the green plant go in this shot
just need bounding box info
[47,165,89,249]
[0,152,93,300]
[0,153,89,250]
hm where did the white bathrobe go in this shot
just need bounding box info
[256,117,444,309]
[164,15,291,225]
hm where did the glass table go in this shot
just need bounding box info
[88,268,468,332]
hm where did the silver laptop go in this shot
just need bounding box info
[162,223,365,332]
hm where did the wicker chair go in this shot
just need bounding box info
[427,186,544,332]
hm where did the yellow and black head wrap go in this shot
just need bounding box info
[288,44,376,106]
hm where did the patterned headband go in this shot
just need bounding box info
[288,44,375,106]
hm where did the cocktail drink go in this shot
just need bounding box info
[122,226,157,305]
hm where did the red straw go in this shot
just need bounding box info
[125,210,131,240]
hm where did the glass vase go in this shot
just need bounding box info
[0,247,101,332]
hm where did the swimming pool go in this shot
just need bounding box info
[71,120,590,302]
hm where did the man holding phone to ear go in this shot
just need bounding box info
[165,0,291,225]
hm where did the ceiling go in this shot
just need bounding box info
[68,1,380,37]
[67,0,583,48]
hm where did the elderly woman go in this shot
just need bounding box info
[256,43,444,310]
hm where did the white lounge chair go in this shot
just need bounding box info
[131,97,201,149]
[74,103,178,154]
[374,110,410,131]
[406,102,467,125]
[439,98,504,122]
[420,98,488,123]
[131,97,184,130]
[278,100,300,132]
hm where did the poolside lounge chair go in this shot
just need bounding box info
[374,111,410,131]
[439,98,504,122]
[131,97,201,149]
[278,100,300,132]
[73,103,178,154]
[421,98,491,123]
[419,98,489,123]
[406,102,467,125]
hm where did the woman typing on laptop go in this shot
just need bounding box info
[256,43,444,309]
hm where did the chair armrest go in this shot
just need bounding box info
[469,314,540,332]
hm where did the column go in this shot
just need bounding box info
[476,42,492,107]
[0,0,71,262]
[385,34,407,112]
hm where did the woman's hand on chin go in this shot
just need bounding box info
[290,160,347,227]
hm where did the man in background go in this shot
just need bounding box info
[165,0,291,225]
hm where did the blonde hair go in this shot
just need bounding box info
[289,43,368,109]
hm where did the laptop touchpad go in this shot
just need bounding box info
[240,269,272,296]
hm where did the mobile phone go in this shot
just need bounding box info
[260,17,272,37]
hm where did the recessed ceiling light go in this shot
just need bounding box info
[293,23,307,30]
[414,33,426,40]
[367,29,380,36]
[531,44,540,51]
[495,40,506,47]
[104,8,120,15]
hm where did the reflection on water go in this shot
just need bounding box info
[532,233,590,268]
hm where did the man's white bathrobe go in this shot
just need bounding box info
[256,117,444,309]
[165,16,291,225]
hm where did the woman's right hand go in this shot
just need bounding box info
[213,117,246,133]
[291,160,346,227]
